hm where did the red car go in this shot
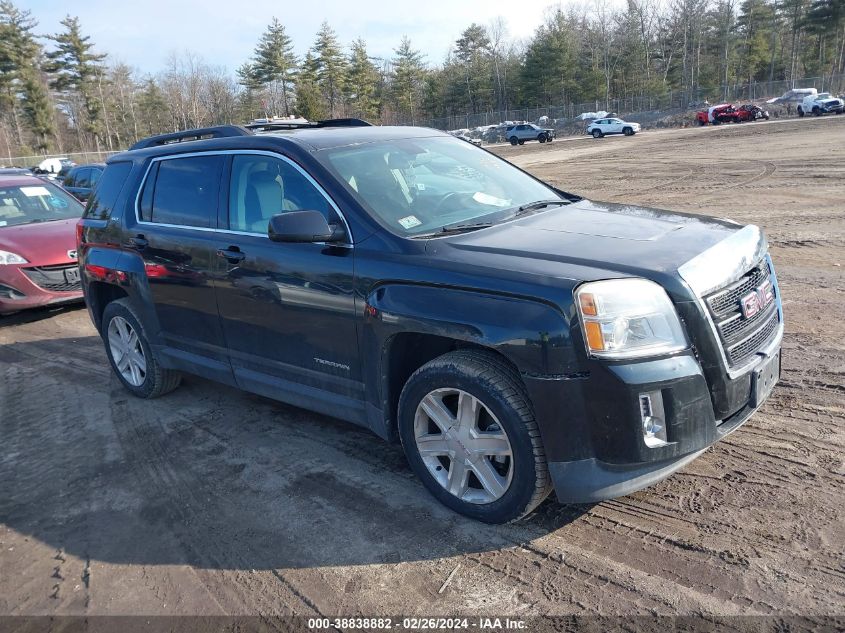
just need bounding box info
[0,175,86,315]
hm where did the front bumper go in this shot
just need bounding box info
[525,332,781,504]
[0,265,83,315]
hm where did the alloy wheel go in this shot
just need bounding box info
[413,388,514,504]
[107,316,147,387]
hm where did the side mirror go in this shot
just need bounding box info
[268,210,345,243]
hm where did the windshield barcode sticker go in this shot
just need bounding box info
[398,215,422,229]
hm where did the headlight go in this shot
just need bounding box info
[0,250,28,265]
[575,278,687,359]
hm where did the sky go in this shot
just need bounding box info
[25,0,564,75]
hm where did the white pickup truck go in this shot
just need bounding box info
[797,92,844,117]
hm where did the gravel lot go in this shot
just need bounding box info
[1,117,843,618]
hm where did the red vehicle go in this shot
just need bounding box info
[696,103,769,125]
[734,104,770,122]
[0,175,86,315]
[696,104,729,125]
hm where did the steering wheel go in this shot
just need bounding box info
[434,191,470,214]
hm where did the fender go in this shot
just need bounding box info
[360,281,584,440]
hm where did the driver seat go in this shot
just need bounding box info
[244,169,284,232]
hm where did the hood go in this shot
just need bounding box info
[425,199,744,298]
[0,218,79,266]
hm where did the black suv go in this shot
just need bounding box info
[78,120,783,524]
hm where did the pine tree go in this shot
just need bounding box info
[454,23,493,113]
[253,18,298,116]
[0,2,55,150]
[295,51,326,120]
[237,62,265,119]
[45,16,107,151]
[737,0,776,83]
[312,22,347,117]
[345,39,380,120]
[136,77,168,136]
[521,10,577,106]
[391,36,426,122]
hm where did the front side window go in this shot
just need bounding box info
[0,181,84,227]
[228,154,334,234]
[147,155,224,228]
[319,135,562,237]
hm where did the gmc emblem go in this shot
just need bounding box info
[740,280,774,319]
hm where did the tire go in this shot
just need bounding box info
[509,136,518,146]
[518,139,525,145]
[101,298,181,398]
[398,350,552,524]
[698,119,706,126]
[591,129,602,138]
[623,127,634,136]
[538,134,546,143]
[813,107,821,116]
[797,107,804,117]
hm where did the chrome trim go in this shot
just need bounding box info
[687,252,783,379]
[132,149,353,246]
[678,225,767,297]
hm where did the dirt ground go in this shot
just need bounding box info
[1,117,843,619]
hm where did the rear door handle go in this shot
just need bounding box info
[217,246,245,263]
[126,235,148,250]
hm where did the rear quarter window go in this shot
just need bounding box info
[84,162,133,221]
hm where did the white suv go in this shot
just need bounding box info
[586,118,641,138]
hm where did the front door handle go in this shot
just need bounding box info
[126,235,148,250]
[217,246,245,263]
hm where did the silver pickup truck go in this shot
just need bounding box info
[506,123,556,145]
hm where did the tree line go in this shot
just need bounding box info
[0,0,842,158]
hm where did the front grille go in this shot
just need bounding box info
[22,264,81,293]
[704,261,780,367]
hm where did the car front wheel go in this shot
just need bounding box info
[398,350,552,524]
[102,298,181,398]
[623,127,634,136]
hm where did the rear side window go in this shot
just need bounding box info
[84,162,133,220]
[146,155,223,228]
[75,168,92,188]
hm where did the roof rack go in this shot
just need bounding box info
[245,117,373,132]
[129,125,252,151]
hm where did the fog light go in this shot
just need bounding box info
[0,283,25,300]
[639,391,668,447]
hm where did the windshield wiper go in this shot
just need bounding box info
[515,199,569,215]
[411,221,494,239]
[439,221,495,234]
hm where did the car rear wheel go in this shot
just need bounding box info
[813,107,821,116]
[509,136,518,146]
[398,350,551,524]
[102,298,181,398]
[797,107,804,117]
[591,129,602,138]
[518,139,525,145]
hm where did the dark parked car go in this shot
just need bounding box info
[0,175,86,314]
[78,121,783,524]
[506,123,556,145]
[62,163,104,201]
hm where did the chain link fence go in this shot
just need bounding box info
[1,150,118,169]
[407,74,845,131]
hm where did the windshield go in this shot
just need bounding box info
[319,136,562,236]
[0,181,84,228]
